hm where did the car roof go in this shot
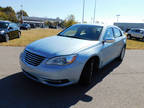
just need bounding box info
[130,28,144,30]
[0,20,11,23]
[74,24,118,28]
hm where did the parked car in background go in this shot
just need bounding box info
[0,21,21,42]
[20,24,126,87]
[20,23,31,30]
[30,24,36,28]
[49,25,57,29]
[127,28,144,41]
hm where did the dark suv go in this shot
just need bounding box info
[0,21,21,42]
[20,23,31,30]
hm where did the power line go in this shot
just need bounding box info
[116,15,120,22]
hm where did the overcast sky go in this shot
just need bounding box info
[1,0,144,24]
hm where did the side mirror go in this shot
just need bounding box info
[103,38,115,43]
[8,27,13,30]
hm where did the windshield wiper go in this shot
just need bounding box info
[57,34,82,39]
[66,36,83,39]
[57,34,64,36]
[58,34,82,39]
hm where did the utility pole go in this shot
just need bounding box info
[93,0,97,24]
[20,5,23,24]
[82,0,85,23]
[116,14,120,22]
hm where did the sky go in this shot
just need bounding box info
[0,0,144,24]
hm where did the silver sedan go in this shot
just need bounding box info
[20,24,126,87]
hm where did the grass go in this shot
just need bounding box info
[126,39,144,49]
[0,28,144,49]
[0,28,61,47]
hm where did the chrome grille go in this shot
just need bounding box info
[24,50,45,66]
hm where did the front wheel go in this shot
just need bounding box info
[118,47,126,61]
[5,34,9,42]
[79,58,99,85]
[127,34,131,39]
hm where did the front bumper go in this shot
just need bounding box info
[20,53,84,87]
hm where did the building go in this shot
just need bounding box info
[114,22,144,32]
[22,16,62,28]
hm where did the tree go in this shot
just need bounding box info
[83,21,87,23]
[45,21,52,26]
[0,6,18,22]
[53,21,59,27]
[64,15,77,28]
[59,20,66,28]
[3,7,17,22]
[0,11,8,20]
[16,10,28,19]
[56,17,60,22]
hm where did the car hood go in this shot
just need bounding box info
[26,36,99,58]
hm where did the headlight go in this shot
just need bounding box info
[46,54,77,65]
[0,30,5,34]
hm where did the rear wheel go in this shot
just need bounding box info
[142,37,144,42]
[17,32,21,38]
[79,58,99,85]
[5,34,9,42]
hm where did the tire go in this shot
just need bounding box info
[118,46,126,61]
[142,37,144,42]
[17,32,21,38]
[5,34,9,42]
[79,58,99,85]
[127,34,131,39]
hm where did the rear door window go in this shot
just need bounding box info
[135,29,140,33]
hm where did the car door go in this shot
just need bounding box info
[7,24,15,39]
[13,23,19,38]
[113,27,124,57]
[12,23,18,38]
[101,28,116,66]
[140,30,144,38]
[131,29,136,37]
[134,29,139,38]
[137,30,143,39]
[134,29,142,38]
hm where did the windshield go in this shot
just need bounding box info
[22,23,28,26]
[0,22,9,28]
[58,25,103,40]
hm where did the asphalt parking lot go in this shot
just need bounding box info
[0,46,144,108]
